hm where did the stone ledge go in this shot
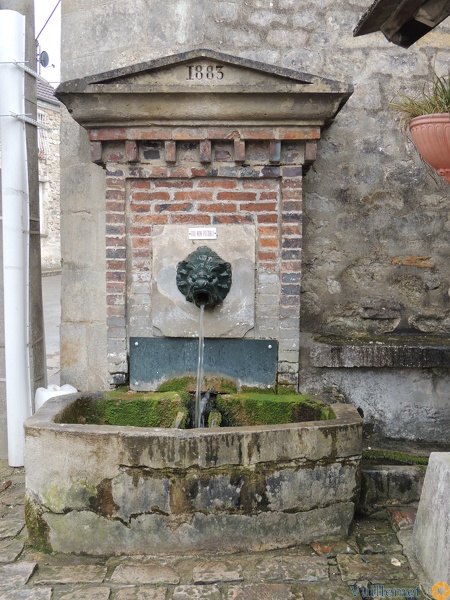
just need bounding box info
[310,335,450,368]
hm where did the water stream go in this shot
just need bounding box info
[194,305,205,428]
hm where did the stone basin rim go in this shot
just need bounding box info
[25,392,361,438]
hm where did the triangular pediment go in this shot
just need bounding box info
[57,49,351,93]
[56,49,353,128]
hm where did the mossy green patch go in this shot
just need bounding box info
[158,376,237,394]
[215,393,334,426]
[72,391,190,428]
[363,449,429,466]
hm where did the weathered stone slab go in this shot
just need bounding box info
[173,585,222,600]
[387,507,417,531]
[151,224,255,338]
[299,584,358,599]
[310,540,356,557]
[0,535,25,562]
[227,584,300,599]
[192,561,243,583]
[0,589,52,600]
[32,565,107,585]
[0,562,36,589]
[358,466,425,514]
[0,517,24,539]
[111,563,180,584]
[256,556,329,582]
[413,453,450,588]
[115,589,167,600]
[59,588,111,600]
[337,554,414,582]
[356,532,403,554]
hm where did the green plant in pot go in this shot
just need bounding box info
[390,72,450,184]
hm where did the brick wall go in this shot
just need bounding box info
[89,126,314,389]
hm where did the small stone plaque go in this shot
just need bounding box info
[188,227,217,240]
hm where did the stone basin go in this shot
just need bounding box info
[25,393,362,556]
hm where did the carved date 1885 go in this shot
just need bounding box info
[187,65,224,80]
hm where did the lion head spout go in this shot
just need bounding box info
[176,246,232,309]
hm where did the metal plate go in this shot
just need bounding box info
[130,337,278,390]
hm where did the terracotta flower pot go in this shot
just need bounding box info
[409,113,450,184]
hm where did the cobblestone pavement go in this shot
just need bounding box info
[1,460,426,600]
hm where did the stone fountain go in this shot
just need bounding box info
[24,49,362,555]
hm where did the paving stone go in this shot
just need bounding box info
[0,516,25,538]
[58,587,111,599]
[337,554,414,582]
[172,585,222,599]
[356,532,403,554]
[0,535,25,562]
[111,562,180,584]
[32,564,107,585]
[227,583,301,599]
[192,561,244,583]
[0,561,37,589]
[0,588,52,600]
[311,540,357,557]
[115,589,167,600]
[387,507,417,531]
[256,556,329,582]
[354,518,393,535]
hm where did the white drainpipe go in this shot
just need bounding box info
[0,10,32,466]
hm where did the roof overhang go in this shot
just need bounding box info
[354,0,450,47]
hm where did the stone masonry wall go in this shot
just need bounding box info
[59,0,450,398]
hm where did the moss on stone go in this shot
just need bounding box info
[24,493,52,553]
[363,449,429,466]
[158,376,237,394]
[81,391,190,428]
[215,393,334,426]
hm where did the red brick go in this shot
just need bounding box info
[259,192,278,200]
[88,128,127,141]
[106,189,125,200]
[125,140,138,162]
[198,203,237,213]
[155,180,194,189]
[170,214,211,224]
[106,177,125,189]
[206,127,237,139]
[282,178,303,189]
[106,294,126,306]
[134,214,169,225]
[130,202,150,213]
[131,192,152,201]
[278,127,320,140]
[172,127,207,140]
[241,202,277,212]
[174,191,214,201]
[258,250,278,261]
[281,260,301,271]
[212,215,253,224]
[130,225,151,236]
[131,237,151,248]
[257,214,279,223]
[305,141,317,163]
[105,150,125,163]
[106,212,125,224]
[260,238,278,248]
[269,140,281,163]
[281,190,302,201]
[258,225,279,237]
[198,179,236,189]
[199,140,212,163]
[234,139,246,163]
[190,167,208,177]
[131,180,151,190]
[239,129,275,140]
[133,191,170,202]
[164,140,177,163]
[282,224,301,236]
[282,200,302,212]
[217,191,257,201]
[127,127,172,140]
[155,202,192,213]
[107,260,126,271]
[168,167,190,178]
